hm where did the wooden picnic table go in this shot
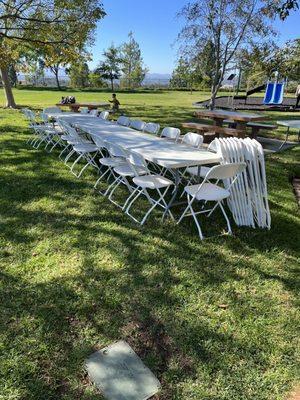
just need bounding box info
[56,102,110,113]
[195,109,266,137]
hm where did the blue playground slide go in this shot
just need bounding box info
[272,82,284,104]
[263,83,275,104]
[263,82,285,105]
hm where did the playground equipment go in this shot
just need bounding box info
[263,81,285,105]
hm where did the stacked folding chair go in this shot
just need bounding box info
[212,138,271,229]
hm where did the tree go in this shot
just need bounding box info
[8,65,17,87]
[96,44,122,91]
[170,57,193,88]
[120,32,148,88]
[89,71,106,88]
[0,0,105,107]
[178,0,281,109]
[67,62,90,88]
[237,42,280,88]
[278,0,299,19]
[237,39,300,88]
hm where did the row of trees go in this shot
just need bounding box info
[172,0,299,108]
[170,39,300,92]
[15,32,148,92]
[95,33,148,91]
[0,0,298,108]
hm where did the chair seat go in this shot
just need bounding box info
[61,135,83,144]
[39,128,57,135]
[133,174,173,189]
[187,166,211,178]
[73,144,98,153]
[185,183,230,201]
[114,165,147,177]
[100,157,126,167]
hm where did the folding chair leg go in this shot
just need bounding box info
[94,168,111,189]
[189,202,204,240]
[218,201,232,235]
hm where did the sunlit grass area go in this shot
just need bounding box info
[0,89,299,400]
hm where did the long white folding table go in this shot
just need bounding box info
[55,114,221,168]
[53,114,221,213]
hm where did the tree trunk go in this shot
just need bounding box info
[54,69,61,90]
[111,79,114,91]
[209,81,218,110]
[1,66,17,108]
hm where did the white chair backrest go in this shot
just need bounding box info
[40,112,49,123]
[205,163,246,181]
[22,108,30,118]
[59,120,77,137]
[43,107,62,114]
[80,107,89,114]
[127,151,149,175]
[90,134,106,148]
[143,122,160,135]
[161,127,180,141]
[27,110,36,122]
[182,132,203,148]
[117,116,131,127]
[100,110,109,120]
[89,109,98,116]
[130,120,146,131]
[104,140,127,158]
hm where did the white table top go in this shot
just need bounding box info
[196,109,265,121]
[46,112,96,119]
[56,115,221,169]
[276,120,300,129]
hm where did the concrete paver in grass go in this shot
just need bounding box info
[86,341,161,400]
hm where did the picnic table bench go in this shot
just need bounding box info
[182,122,245,140]
[223,120,277,138]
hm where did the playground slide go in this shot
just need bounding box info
[263,82,285,105]
[272,82,284,104]
[263,82,275,104]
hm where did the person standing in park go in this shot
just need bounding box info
[109,93,120,112]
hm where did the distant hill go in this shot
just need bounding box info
[143,73,171,84]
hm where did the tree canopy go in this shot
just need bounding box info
[177,0,283,108]
[0,0,105,107]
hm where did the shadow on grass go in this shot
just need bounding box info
[0,130,299,399]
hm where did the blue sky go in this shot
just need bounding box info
[89,0,300,74]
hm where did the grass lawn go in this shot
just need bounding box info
[0,88,299,400]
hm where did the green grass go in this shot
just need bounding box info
[7,87,300,141]
[0,88,299,400]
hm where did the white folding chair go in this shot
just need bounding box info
[70,141,100,178]
[103,142,146,208]
[130,120,146,131]
[143,122,160,135]
[177,163,246,240]
[93,138,126,194]
[59,121,92,164]
[160,127,180,142]
[89,109,99,117]
[117,116,131,127]
[26,110,59,149]
[80,107,89,114]
[185,140,221,184]
[99,110,110,120]
[124,151,174,225]
[181,132,203,148]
